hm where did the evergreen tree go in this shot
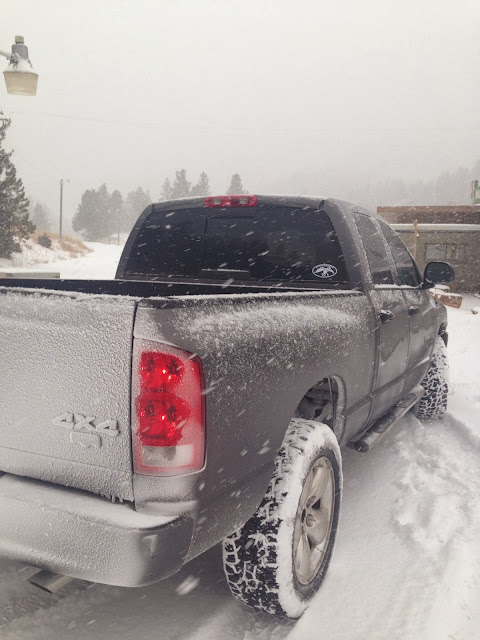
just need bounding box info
[161,178,173,200]
[73,184,117,241]
[73,186,101,240]
[124,187,151,231]
[98,183,112,238]
[171,169,191,198]
[191,171,211,197]
[109,190,124,242]
[226,173,246,195]
[73,188,99,240]
[31,202,50,231]
[0,117,34,258]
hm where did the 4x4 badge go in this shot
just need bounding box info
[53,413,119,449]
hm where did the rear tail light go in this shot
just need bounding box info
[204,195,257,207]
[134,343,205,476]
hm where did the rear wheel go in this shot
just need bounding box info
[222,419,342,618]
[413,336,449,419]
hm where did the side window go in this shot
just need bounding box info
[380,223,421,287]
[353,214,394,285]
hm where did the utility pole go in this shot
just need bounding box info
[59,179,64,242]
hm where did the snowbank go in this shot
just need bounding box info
[0,235,90,269]
[0,241,123,280]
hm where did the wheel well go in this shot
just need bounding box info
[438,323,448,346]
[294,377,345,438]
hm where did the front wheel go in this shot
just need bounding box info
[413,335,449,420]
[222,419,342,618]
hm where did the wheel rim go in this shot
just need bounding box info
[293,455,335,585]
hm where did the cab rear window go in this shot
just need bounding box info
[125,206,349,285]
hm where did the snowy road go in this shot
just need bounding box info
[0,245,479,639]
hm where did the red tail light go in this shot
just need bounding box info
[134,343,205,476]
[204,195,257,207]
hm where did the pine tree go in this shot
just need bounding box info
[73,184,118,241]
[73,188,98,240]
[171,169,191,199]
[124,187,151,231]
[191,171,211,197]
[161,178,173,200]
[109,190,124,242]
[226,173,246,195]
[0,117,34,258]
[31,202,50,231]
[96,183,110,239]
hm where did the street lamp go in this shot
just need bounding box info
[0,36,38,96]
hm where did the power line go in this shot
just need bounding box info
[3,108,480,134]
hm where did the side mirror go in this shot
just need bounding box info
[422,261,455,288]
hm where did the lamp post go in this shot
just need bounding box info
[0,36,38,96]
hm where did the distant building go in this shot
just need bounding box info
[377,206,480,292]
[379,205,480,225]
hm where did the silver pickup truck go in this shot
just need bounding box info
[0,195,453,617]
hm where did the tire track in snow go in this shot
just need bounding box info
[389,412,480,639]
[391,413,480,557]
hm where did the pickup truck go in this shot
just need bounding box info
[0,195,453,618]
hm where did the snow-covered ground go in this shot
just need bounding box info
[0,244,479,639]
[0,241,124,280]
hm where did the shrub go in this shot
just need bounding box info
[37,233,53,249]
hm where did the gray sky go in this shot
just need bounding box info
[1,0,479,226]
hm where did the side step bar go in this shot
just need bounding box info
[349,385,425,453]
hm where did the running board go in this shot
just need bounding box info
[348,385,425,453]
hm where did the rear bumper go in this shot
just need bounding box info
[0,473,194,587]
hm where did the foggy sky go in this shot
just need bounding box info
[1,0,479,229]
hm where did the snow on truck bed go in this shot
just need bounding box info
[0,244,479,639]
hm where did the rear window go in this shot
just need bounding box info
[125,206,349,285]
[125,208,206,277]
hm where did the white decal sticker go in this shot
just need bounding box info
[312,264,338,278]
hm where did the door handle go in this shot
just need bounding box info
[379,309,394,323]
[408,306,420,316]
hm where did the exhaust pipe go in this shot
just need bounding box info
[28,569,75,594]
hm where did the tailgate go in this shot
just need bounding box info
[0,288,139,501]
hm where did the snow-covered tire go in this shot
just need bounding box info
[413,335,449,420]
[222,419,342,618]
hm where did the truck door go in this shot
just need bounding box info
[354,214,410,422]
[379,222,437,391]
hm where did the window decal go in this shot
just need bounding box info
[312,264,338,278]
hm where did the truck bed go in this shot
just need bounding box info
[0,279,372,519]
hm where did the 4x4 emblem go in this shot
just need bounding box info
[53,413,120,449]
